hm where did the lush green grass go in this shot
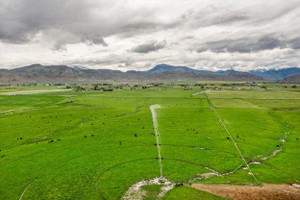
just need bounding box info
[0,85,299,199]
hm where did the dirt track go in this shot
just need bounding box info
[190,184,300,200]
[150,104,163,177]
[0,89,71,95]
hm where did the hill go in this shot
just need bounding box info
[0,64,263,85]
[281,74,300,83]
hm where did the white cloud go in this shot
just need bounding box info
[0,0,300,70]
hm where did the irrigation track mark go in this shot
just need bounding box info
[163,158,230,183]
[17,144,154,200]
[204,93,261,185]
[212,108,260,184]
[115,106,143,117]
[95,158,154,200]
[162,144,240,157]
[19,180,35,200]
[150,105,163,177]
[261,132,290,161]
[0,104,60,117]
[95,158,229,199]
[3,140,240,169]
[192,90,210,96]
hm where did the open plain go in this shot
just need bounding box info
[0,83,299,199]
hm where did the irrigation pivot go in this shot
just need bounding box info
[150,105,163,178]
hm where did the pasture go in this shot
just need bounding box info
[0,83,299,199]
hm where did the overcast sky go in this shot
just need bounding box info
[1,0,300,71]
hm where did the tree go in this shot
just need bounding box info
[260,85,267,90]
[93,84,100,91]
[73,85,85,92]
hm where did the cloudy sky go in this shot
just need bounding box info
[0,0,300,71]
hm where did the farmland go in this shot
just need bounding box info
[0,83,299,199]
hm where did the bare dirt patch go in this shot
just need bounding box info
[279,108,296,111]
[190,183,300,200]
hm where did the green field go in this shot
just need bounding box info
[0,83,299,199]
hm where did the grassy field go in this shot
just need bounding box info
[0,83,299,199]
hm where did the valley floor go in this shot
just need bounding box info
[0,83,299,200]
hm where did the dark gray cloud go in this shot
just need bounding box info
[213,13,249,25]
[192,11,250,27]
[190,1,300,28]
[0,0,92,43]
[196,35,297,53]
[288,37,300,49]
[0,0,163,48]
[132,41,166,53]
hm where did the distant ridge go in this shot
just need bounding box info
[132,64,300,81]
[0,63,272,85]
[249,67,300,81]
[142,64,214,74]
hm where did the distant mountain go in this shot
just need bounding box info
[142,64,262,80]
[135,64,269,78]
[0,64,144,84]
[249,68,300,81]
[142,64,214,74]
[281,74,300,83]
[0,68,8,71]
[71,65,89,71]
[215,69,237,75]
[0,64,82,84]
[0,64,263,85]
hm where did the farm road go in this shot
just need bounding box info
[0,89,71,95]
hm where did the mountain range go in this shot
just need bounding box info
[249,67,300,81]
[128,64,300,81]
[0,64,299,85]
